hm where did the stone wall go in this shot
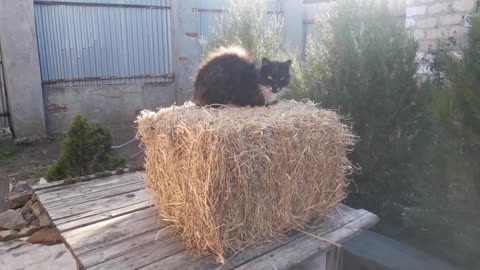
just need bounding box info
[405,0,477,74]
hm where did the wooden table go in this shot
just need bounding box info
[33,172,378,270]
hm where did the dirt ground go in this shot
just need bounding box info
[0,121,144,192]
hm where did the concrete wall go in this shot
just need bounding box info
[0,0,46,138]
[406,0,477,74]
[171,0,202,105]
[44,82,175,133]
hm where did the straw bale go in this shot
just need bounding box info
[136,100,355,263]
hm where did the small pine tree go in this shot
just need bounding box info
[46,113,122,181]
[430,15,480,147]
[404,14,480,268]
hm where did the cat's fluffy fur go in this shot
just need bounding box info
[192,46,291,107]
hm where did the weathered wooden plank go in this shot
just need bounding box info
[35,175,142,196]
[182,205,363,270]
[82,209,369,270]
[43,180,145,209]
[325,246,343,270]
[34,171,379,270]
[39,178,143,206]
[35,173,143,200]
[235,211,379,270]
[34,172,142,193]
[79,226,177,268]
[47,188,147,221]
[32,180,66,191]
[176,256,218,270]
[87,236,185,270]
[136,250,208,270]
[63,208,162,255]
[56,201,152,232]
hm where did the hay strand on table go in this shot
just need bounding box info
[137,100,355,263]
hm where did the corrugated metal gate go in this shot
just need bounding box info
[33,0,173,87]
[0,42,12,134]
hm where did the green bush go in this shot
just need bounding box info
[403,14,480,268]
[200,0,284,60]
[430,15,480,146]
[286,0,434,230]
[46,113,122,181]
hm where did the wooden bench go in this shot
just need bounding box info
[33,172,378,270]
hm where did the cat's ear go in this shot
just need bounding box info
[262,57,271,66]
[283,60,292,69]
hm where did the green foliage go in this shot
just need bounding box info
[46,113,122,181]
[0,143,24,166]
[430,15,480,147]
[200,0,284,60]
[403,142,480,268]
[402,14,480,268]
[286,0,433,228]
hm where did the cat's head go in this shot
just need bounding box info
[259,58,292,93]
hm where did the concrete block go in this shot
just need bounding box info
[415,51,427,61]
[406,0,416,5]
[428,3,450,15]
[414,29,426,40]
[438,14,464,26]
[405,17,416,28]
[416,18,437,28]
[343,231,460,270]
[426,28,448,39]
[449,26,465,37]
[418,40,435,51]
[406,5,427,16]
[452,0,475,12]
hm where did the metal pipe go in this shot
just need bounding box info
[41,73,174,84]
[33,1,171,10]
[192,8,283,14]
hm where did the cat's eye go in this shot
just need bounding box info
[267,75,273,80]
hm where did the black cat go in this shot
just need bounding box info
[192,46,291,107]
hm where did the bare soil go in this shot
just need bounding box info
[0,121,144,192]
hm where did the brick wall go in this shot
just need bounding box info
[405,0,476,74]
